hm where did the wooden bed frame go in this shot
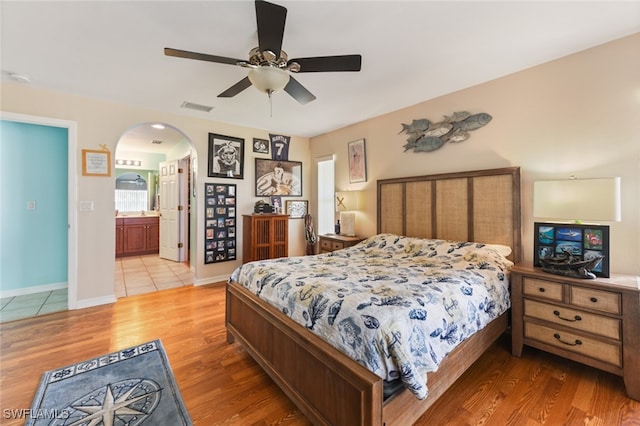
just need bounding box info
[226,167,521,425]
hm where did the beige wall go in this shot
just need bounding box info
[311,33,639,276]
[2,33,637,310]
[1,85,311,306]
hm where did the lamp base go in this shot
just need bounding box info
[339,212,356,237]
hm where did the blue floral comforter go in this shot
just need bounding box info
[229,233,513,399]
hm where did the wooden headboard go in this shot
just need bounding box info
[377,167,521,262]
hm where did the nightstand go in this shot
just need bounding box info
[510,263,640,400]
[319,234,365,253]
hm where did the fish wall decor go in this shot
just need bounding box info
[399,111,492,153]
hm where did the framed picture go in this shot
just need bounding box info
[255,158,302,197]
[533,222,610,277]
[82,149,111,176]
[208,133,244,179]
[270,196,282,213]
[252,138,269,154]
[204,183,236,264]
[348,138,367,183]
[286,200,308,219]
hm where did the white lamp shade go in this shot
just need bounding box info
[533,177,621,222]
[248,67,290,94]
[335,190,363,212]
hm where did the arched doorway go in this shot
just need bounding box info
[114,122,196,298]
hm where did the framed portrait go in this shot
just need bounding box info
[208,133,244,179]
[255,158,302,197]
[286,200,308,219]
[82,149,111,177]
[252,138,269,154]
[533,222,610,277]
[348,139,367,183]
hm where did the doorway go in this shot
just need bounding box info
[0,112,77,322]
[114,122,195,299]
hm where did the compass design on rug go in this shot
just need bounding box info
[53,378,162,425]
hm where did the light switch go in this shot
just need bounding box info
[27,201,36,210]
[79,201,94,211]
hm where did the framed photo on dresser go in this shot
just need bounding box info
[533,222,610,277]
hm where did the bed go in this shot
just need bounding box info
[226,167,521,425]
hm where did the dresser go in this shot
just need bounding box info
[510,263,640,400]
[319,234,365,253]
[242,214,288,263]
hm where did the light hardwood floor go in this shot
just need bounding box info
[1,283,638,425]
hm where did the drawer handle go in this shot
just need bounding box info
[553,310,582,322]
[538,287,546,293]
[590,297,598,303]
[553,333,582,346]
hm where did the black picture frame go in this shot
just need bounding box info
[208,133,244,179]
[252,137,269,154]
[254,158,302,197]
[533,222,610,277]
[286,200,308,219]
[204,183,236,264]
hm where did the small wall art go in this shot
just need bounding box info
[348,139,367,183]
[82,149,111,177]
[252,138,269,154]
[286,200,308,219]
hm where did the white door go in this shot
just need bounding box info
[159,160,180,261]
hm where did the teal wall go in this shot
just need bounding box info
[0,120,68,292]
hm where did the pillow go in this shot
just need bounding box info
[484,244,512,257]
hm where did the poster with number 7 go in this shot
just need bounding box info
[269,133,290,161]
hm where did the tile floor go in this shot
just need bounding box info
[0,255,193,323]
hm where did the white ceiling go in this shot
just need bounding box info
[2,1,639,153]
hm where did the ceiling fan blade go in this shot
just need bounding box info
[255,0,287,59]
[218,77,253,98]
[165,47,244,66]
[288,55,362,73]
[284,76,316,105]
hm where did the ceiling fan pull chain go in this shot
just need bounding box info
[268,90,273,117]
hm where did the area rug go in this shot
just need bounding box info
[28,339,192,425]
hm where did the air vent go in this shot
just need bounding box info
[181,101,214,112]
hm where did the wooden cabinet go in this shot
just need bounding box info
[510,264,640,400]
[319,234,365,253]
[117,216,160,257]
[243,214,288,263]
[115,218,124,257]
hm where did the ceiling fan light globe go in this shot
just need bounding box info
[248,66,290,94]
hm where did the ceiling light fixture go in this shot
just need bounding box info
[151,124,165,130]
[247,66,290,95]
[247,66,290,116]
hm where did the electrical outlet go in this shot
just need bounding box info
[27,201,36,210]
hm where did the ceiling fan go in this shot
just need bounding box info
[164,0,362,105]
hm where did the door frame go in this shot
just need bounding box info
[0,111,78,309]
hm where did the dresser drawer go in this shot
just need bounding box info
[524,299,620,340]
[524,322,621,367]
[331,241,344,250]
[523,278,563,302]
[571,286,621,315]
[320,239,333,251]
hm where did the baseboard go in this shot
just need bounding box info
[193,275,228,286]
[73,294,117,310]
[0,282,67,299]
